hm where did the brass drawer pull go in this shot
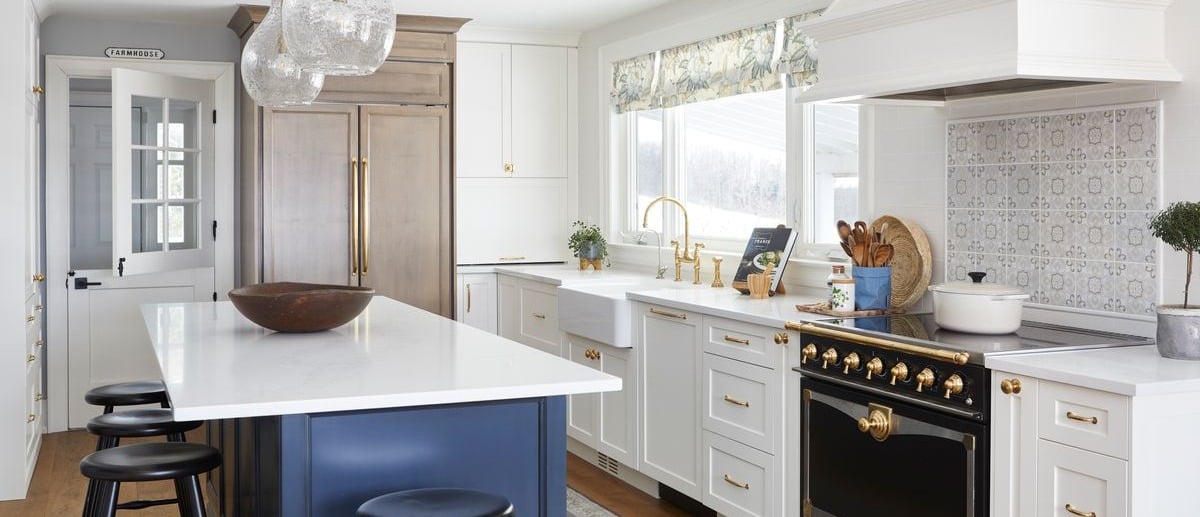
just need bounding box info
[466,284,472,313]
[499,256,526,261]
[531,313,546,320]
[649,307,686,320]
[35,339,43,347]
[774,332,789,345]
[26,315,34,322]
[723,474,750,490]
[1065,503,1096,517]
[27,354,35,363]
[35,394,45,401]
[723,395,750,407]
[723,335,750,345]
[1066,411,1099,425]
[34,304,42,311]
[27,414,35,423]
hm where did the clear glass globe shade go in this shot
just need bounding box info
[241,0,324,107]
[283,0,397,76]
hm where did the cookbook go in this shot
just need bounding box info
[732,226,798,295]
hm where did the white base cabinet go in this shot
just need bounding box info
[637,303,703,500]
[455,273,496,333]
[566,333,637,469]
[497,275,561,355]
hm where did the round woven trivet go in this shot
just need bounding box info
[870,216,932,310]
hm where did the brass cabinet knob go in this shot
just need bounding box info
[915,368,936,393]
[1000,378,1022,395]
[503,162,515,174]
[821,348,839,369]
[943,374,964,399]
[584,348,600,361]
[27,354,35,363]
[801,344,818,364]
[26,414,35,423]
[865,357,884,380]
[842,352,861,374]
[32,85,44,95]
[889,362,909,385]
[34,394,44,401]
[773,332,789,345]
[32,273,45,282]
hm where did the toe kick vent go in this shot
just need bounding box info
[597,452,619,475]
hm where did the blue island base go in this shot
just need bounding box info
[205,396,566,517]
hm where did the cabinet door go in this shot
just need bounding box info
[456,178,566,264]
[638,303,702,499]
[319,61,451,105]
[360,105,453,317]
[262,105,357,285]
[992,372,1038,517]
[516,280,560,355]
[455,42,509,178]
[510,45,568,178]
[497,275,521,342]
[598,345,637,468]
[566,336,599,447]
[456,273,497,333]
[1037,440,1127,517]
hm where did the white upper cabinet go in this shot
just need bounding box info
[456,42,570,178]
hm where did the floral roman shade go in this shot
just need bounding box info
[779,10,824,90]
[657,22,780,109]
[609,8,824,112]
[611,52,659,114]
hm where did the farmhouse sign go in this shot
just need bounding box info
[105,47,165,60]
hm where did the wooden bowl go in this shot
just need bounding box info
[228,282,375,333]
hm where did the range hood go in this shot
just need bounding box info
[796,0,1180,103]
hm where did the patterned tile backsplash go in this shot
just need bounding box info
[945,102,1161,316]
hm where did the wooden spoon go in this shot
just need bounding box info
[837,220,852,243]
[874,244,894,267]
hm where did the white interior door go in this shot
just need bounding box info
[65,69,218,428]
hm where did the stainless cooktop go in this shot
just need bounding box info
[813,313,1152,360]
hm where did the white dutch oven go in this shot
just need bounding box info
[928,272,1030,334]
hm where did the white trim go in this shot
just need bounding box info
[459,25,580,47]
[43,55,235,432]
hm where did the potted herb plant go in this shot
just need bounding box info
[1149,201,1200,359]
[568,221,608,270]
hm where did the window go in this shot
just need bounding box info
[621,89,862,255]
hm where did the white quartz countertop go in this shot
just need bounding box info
[142,297,621,421]
[987,344,1200,396]
[626,287,830,328]
[494,264,651,286]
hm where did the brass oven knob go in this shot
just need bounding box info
[842,352,861,374]
[889,362,909,385]
[801,344,818,364]
[865,357,884,380]
[1000,378,1022,395]
[944,374,964,399]
[821,348,839,369]
[915,368,936,393]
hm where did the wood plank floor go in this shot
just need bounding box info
[1,429,689,517]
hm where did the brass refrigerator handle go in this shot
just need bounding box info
[360,159,370,276]
[351,159,359,276]
[785,322,971,366]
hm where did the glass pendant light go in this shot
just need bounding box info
[241,0,324,107]
[283,0,397,76]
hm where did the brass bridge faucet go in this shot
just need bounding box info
[642,196,704,284]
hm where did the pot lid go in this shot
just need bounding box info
[929,271,1026,296]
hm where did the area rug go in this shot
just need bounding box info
[567,487,617,517]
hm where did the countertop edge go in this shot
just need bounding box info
[985,345,1200,397]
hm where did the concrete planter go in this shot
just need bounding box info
[1156,305,1200,360]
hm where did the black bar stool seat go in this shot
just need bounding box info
[357,488,515,517]
[87,409,201,440]
[80,442,220,517]
[84,380,169,413]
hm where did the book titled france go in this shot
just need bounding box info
[732,226,798,295]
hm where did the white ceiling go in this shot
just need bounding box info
[36,0,680,33]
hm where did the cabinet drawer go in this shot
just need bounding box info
[703,316,783,370]
[519,283,560,354]
[702,353,777,454]
[1037,440,1127,517]
[26,362,42,458]
[319,61,450,105]
[703,431,776,517]
[1038,381,1129,460]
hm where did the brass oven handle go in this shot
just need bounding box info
[723,474,750,490]
[360,159,370,277]
[723,335,750,346]
[350,159,359,276]
[1064,504,1096,517]
[466,284,472,313]
[723,395,750,407]
[786,322,970,365]
[649,307,687,320]
[1066,411,1099,425]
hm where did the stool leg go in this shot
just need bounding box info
[83,435,118,517]
[168,431,185,442]
[161,399,171,409]
[93,480,119,517]
[102,405,114,415]
[175,475,206,517]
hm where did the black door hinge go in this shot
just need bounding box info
[212,292,218,302]
[212,220,218,239]
[212,110,217,124]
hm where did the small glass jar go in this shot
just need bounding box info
[828,265,855,312]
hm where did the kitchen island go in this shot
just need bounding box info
[141,296,620,517]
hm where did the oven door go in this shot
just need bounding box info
[801,376,988,517]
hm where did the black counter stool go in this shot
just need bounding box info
[357,488,515,517]
[84,380,169,414]
[80,442,220,517]
[83,408,201,515]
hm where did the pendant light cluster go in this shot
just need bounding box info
[242,0,397,107]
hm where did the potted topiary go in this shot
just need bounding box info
[1149,201,1200,359]
[569,221,608,271]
